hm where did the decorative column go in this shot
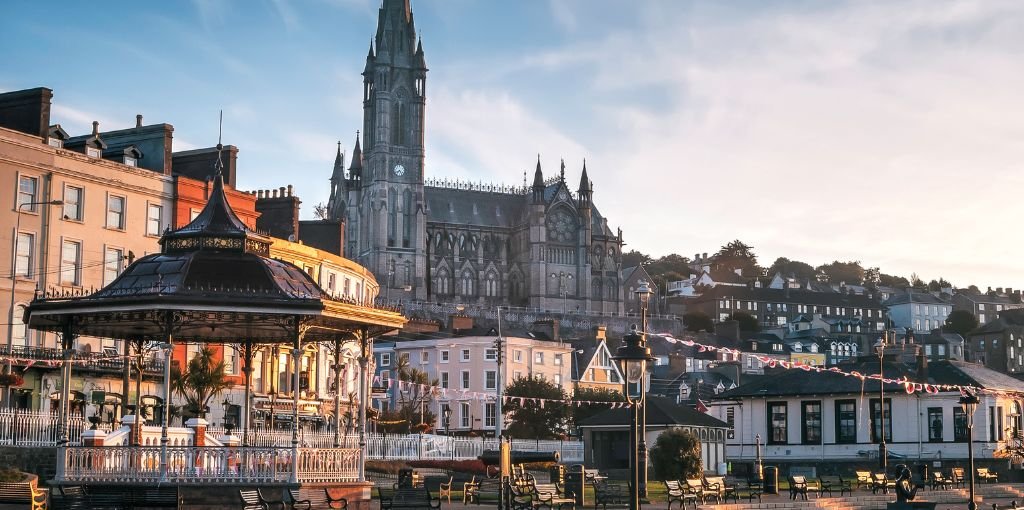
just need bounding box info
[333,336,343,448]
[358,326,370,481]
[159,321,173,483]
[122,414,143,446]
[55,319,76,482]
[290,317,302,484]
[187,417,208,446]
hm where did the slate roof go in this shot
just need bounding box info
[694,285,882,308]
[708,268,747,285]
[955,290,1018,305]
[883,292,949,306]
[715,359,1024,400]
[579,395,729,429]
[425,187,525,228]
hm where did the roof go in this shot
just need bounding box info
[715,359,1024,400]
[708,268,747,285]
[579,395,728,429]
[425,187,525,228]
[883,291,949,306]
[694,285,882,308]
[955,290,1018,305]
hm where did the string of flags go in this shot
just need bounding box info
[374,375,634,409]
[657,333,1024,399]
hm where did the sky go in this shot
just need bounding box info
[3,0,1024,291]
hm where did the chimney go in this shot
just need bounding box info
[0,87,53,139]
[287,184,293,197]
[136,114,143,128]
[695,253,700,263]
[531,319,560,342]
[906,328,915,344]
[92,121,99,135]
[703,252,708,261]
[917,345,929,380]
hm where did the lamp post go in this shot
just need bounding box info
[754,433,763,481]
[550,272,574,313]
[442,405,452,460]
[7,199,62,408]
[635,281,653,497]
[960,391,980,510]
[875,332,888,472]
[612,325,654,510]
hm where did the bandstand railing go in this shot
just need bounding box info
[58,446,360,484]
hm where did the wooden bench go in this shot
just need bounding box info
[734,479,762,503]
[239,489,266,510]
[531,483,574,510]
[872,473,896,495]
[951,468,966,488]
[592,480,629,510]
[257,488,286,510]
[663,480,695,510]
[704,476,737,503]
[0,479,48,510]
[684,479,713,504]
[788,475,817,500]
[977,468,1000,483]
[288,488,348,510]
[133,486,181,508]
[819,475,852,497]
[930,471,953,490]
[464,478,502,505]
[378,487,440,510]
[855,471,874,490]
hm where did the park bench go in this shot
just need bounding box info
[734,479,762,503]
[530,482,574,510]
[288,488,348,510]
[437,477,453,504]
[704,476,737,503]
[378,486,440,510]
[592,479,629,510]
[684,479,712,505]
[930,471,953,490]
[819,475,852,497]
[0,478,48,510]
[257,487,287,510]
[133,486,181,508]
[663,480,695,510]
[855,471,874,490]
[872,473,896,494]
[239,489,266,510]
[464,477,502,505]
[951,468,966,488]
[788,475,818,500]
[50,486,87,510]
[977,468,1000,483]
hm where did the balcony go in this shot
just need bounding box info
[0,345,165,374]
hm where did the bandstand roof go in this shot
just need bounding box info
[25,165,405,343]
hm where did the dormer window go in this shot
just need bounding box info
[48,138,63,149]
[124,156,137,167]
[87,147,101,158]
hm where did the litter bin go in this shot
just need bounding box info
[549,464,566,486]
[763,466,779,495]
[917,464,929,487]
[398,468,415,488]
[565,464,586,507]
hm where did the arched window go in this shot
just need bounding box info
[485,272,499,297]
[509,273,522,300]
[592,278,602,300]
[392,99,407,145]
[402,190,413,248]
[388,189,398,247]
[436,269,451,295]
[606,278,617,301]
[460,270,475,296]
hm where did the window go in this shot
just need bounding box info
[441,350,449,363]
[103,247,124,285]
[461,370,470,389]
[186,343,201,363]
[802,401,822,444]
[768,402,787,444]
[991,406,1004,441]
[554,354,563,366]
[836,399,857,443]
[146,203,163,236]
[870,398,892,443]
[11,305,27,347]
[535,352,545,364]
[124,156,137,167]
[461,349,470,362]
[63,185,83,221]
[485,349,497,361]
[14,232,33,278]
[106,195,125,229]
[954,407,968,442]
[928,407,943,442]
[17,175,38,211]
[224,346,237,375]
[554,374,562,386]
[60,240,81,285]
[440,372,449,389]
[485,402,496,428]
[460,402,471,428]
[726,407,735,439]
[380,353,391,367]
[485,371,497,390]
[86,147,101,158]
[380,370,390,389]
[514,350,523,363]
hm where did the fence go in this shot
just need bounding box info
[0,409,107,446]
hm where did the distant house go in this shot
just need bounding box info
[578,396,730,473]
[967,308,1024,374]
[688,285,884,331]
[953,288,1023,326]
[883,290,952,332]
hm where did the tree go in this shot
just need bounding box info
[170,345,234,419]
[504,375,569,439]
[713,240,760,276]
[571,387,626,429]
[815,260,865,285]
[621,250,651,269]
[945,310,980,336]
[910,273,927,290]
[767,257,816,282]
[879,273,910,288]
[650,428,703,480]
[863,267,881,287]
[394,356,439,432]
[726,311,760,333]
[313,202,329,220]
[683,311,714,333]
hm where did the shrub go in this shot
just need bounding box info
[365,460,410,475]
[649,428,702,481]
[0,468,27,483]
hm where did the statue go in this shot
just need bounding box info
[895,464,919,503]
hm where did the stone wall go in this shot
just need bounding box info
[0,446,58,481]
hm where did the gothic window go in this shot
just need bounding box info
[485,272,499,297]
[606,278,617,301]
[546,209,576,243]
[592,278,602,300]
[402,190,412,248]
[460,270,475,296]
[436,269,451,295]
[509,273,522,300]
[403,261,412,287]
[388,190,398,247]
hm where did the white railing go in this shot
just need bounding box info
[60,446,360,484]
[0,409,102,446]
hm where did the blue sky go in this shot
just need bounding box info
[4,0,1024,290]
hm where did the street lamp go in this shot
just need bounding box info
[612,325,654,510]
[442,405,452,460]
[875,332,888,471]
[550,272,574,313]
[634,281,653,497]
[959,391,980,510]
[754,433,763,481]
[7,199,62,408]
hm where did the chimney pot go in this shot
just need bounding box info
[703,252,708,261]
[272,189,279,198]
[136,114,143,128]
[279,186,286,197]
[287,184,293,196]
[92,121,99,135]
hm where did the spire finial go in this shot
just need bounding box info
[215,110,224,177]
[560,158,565,181]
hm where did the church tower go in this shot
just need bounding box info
[340,0,428,301]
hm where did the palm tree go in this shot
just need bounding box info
[170,345,234,419]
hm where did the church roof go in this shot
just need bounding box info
[425,187,525,228]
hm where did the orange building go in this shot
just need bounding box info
[174,175,259,230]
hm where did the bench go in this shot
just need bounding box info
[704,476,737,503]
[734,480,762,503]
[134,486,181,508]
[977,468,1000,483]
[464,478,502,505]
[240,489,266,510]
[0,479,48,510]
[855,471,874,490]
[872,473,896,495]
[951,468,966,489]
[288,488,348,510]
[819,475,852,497]
[684,479,713,504]
[788,475,818,500]
[378,487,440,510]
[531,483,574,510]
[592,480,629,510]
[663,480,696,510]
[50,486,88,510]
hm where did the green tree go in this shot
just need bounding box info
[650,428,703,480]
[910,273,927,290]
[713,240,760,276]
[571,387,626,429]
[815,260,865,285]
[863,267,881,287]
[683,311,714,333]
[726,311,761,332]
[878,273,910,288]
[945,310,980,336]
[170,345,234,419]
[621,250,652,269]
[767,257,816,281]
[394,357,439,432]
[504,375,569,439]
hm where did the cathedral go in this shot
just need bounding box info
[325,0,624,313]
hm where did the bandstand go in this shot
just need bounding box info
[23,159,405,508]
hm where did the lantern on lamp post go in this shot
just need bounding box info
[959,391,980,510]
[612,324,653,510]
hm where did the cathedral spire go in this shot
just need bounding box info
[348,131,363,179]
[578,159,592,207]
[532,155,545,204]
[332,141,345,181]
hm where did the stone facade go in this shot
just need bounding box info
[327,0,624,313]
